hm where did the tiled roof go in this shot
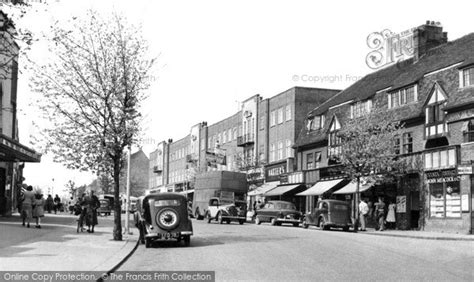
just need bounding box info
[295,32,474,148]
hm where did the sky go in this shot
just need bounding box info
[12,0,474,195]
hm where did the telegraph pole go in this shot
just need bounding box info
[124,145,132,235]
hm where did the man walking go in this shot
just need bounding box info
[359,198,369,231]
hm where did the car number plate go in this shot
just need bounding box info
[157,233,179,240]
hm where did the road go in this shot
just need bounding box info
[119,219,473,281]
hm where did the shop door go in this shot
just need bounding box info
[410,191,420,229]
[0,168,6,214]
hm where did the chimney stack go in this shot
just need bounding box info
[413,21,447,61]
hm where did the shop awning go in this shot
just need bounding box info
[180,189,195,194]
[248,181,279,196]
[333,178,375,194]
[264,184,304,197]
[0,135,41,162]
[296,179,344,196]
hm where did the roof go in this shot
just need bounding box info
[295,32,474,148]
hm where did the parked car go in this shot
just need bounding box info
[134,193,193,248]
[302,199,352,231]
[97,199,112,216]
[255,201,302,227]
[206,198,247,225]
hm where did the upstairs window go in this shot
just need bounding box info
[425,83,447,138]
[270,111,276,127]
[402,132,413,154]
[393,137,400,155]
[328,117,342,162]
[350,99,372,118]
[285,105,292,121]
[306,115,325,131]
[388,85,418,109]
[461,67,474,87]
[464,120,474,142]
[277,108,284,124]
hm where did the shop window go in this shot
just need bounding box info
[424,148,456,170]
[429,181,461,218]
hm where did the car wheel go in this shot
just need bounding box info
[145,238,152,248]
[239,220,244,225]
[184,235,191,247]
[293,223,299,227]
[319,217,329,230]
[270,218,277,226]
[343,226,350,232]
[206,211,212,224]
[218,212,224,224]
[156,208,180,230]
[302,219,309,229]
[255,216,261,225]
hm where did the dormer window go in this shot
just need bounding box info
[350,99,372,118]
[388,84,418,109]
[460,67,474,87]
[307,115,325,131]
[425,83,448,138]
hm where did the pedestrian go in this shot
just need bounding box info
[53,194,61,214]
[68,197,74,214]
[375,197,386,231]
[386,200,396,229]
[33,192,45,228]
[358,198,369,231]
[84,190,100,233]
[45,195,54,213]
[21,186,35,228]
[76,193,87,232]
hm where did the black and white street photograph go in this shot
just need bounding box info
[0,0,473,281]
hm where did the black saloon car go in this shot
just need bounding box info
[135,193,193,248]
[255,200,302,227]
[302,199,352,231]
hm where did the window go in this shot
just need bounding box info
[425,84,447,138]
[286,105,291,121]
[233,127,237,140]
[429,181,461,218]
[286,140,293,158]
[424,148,456,170]
[260,116,265,130]
[277,108,284,124]
[308,115,325,131]
[277,141,283,160]
[351,99,372,118]
[270,143,275,162]
[402,132,413,154]
[270,111,276,127]
[461,67,474,87]
[388,85,418,109]
[393,137,400,155]
[464,120,474,142]
[222,131,227,143]
[306,153,314,169]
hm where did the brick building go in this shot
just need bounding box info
[120,149,149,197]
[293,22,474,234]
[147,87,340,207]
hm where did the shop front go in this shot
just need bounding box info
[0,135,41,215]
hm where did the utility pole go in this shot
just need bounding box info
[124,145,132,235]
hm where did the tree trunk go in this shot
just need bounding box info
[354,176,360,232]
[113,156,123,241]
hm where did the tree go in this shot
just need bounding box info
[337,107,405,231]
[29,10,155,240]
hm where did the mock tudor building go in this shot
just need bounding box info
[293,22,474,234]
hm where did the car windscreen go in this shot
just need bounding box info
[277,203,296,210]
[334,204,348,210]
[154,199,181,207]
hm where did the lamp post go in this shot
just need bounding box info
[124,145,132,235]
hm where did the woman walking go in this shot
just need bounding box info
[33,192,45,228]
[21,186,35,228]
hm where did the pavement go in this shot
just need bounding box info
[0,213,472,273]
[0,212,139,272]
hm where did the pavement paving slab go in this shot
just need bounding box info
[0,213,139,272]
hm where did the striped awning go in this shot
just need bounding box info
[296,179,344,196]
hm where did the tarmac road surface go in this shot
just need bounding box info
[119,219,473,281]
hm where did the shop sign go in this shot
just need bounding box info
[426,169,460,184]
[461,194,469,212]
[396,196,406,213]
[458,165,473,175]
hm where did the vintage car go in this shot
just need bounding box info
[134,193,193,248]
[97,199,112,216]
[206,198,247,225]
[302,199,352,231]
[255,200,302,227]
